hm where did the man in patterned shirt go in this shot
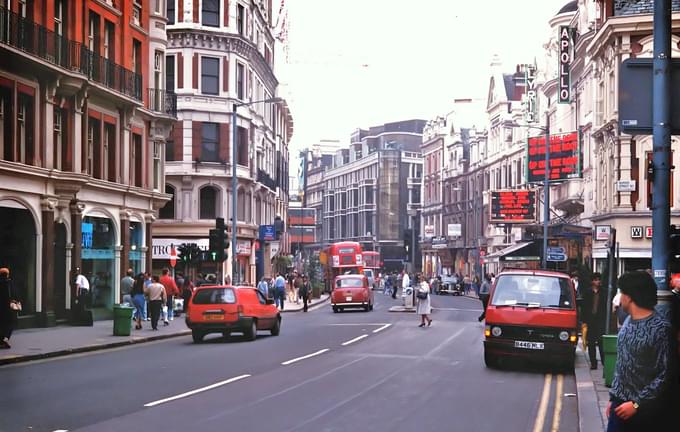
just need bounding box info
[606,271,675,431]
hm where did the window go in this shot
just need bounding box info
[132,133,143,187]
[88,12,100,52]
[87,118,100,176]
[201,57,219,95]
[53,109,63,170]
[167,0,175,24]
[153,141,162,190]
[133,1,142,27]
[132,39,142,74]
[236,63,245,99]
[202,0,219,27]
[159,185,176,219]
[199,186,217,219]
[155,0,162,14]
[166,135,176,162]
[201,123,219,162]
[104,122,116,182]
[237,4,245,35]
[237,126,248,165]
[237,189,246,221]
[166,55,175,92]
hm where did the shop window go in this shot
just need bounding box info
[81,216,116,311]
[199,186,218,219]
[159,184,176,219]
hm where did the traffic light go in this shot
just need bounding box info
[670,225,680,273]
[208,218,229,262]
[177,242,203,265]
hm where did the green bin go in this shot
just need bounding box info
[113,304,135,336]
[602,334,618,387]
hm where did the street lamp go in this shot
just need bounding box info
[231,97,283,284]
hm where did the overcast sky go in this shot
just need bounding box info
[276,0,568,153]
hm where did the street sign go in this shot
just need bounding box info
[547,246,566,255]
[527,131,581,183]
[489,190,538,223]
[259,224,275,241]
[615,180,636,192]
[547,253,568,262]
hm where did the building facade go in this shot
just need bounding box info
[154,0,292,285]
[0,0,176,326]
[319,120,425,272]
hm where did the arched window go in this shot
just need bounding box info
[199,186,218,219]
[237,188,246,221]
[159,185,176,219]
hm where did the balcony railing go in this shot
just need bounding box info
[257,169,277,190]
[146,88,177,117]
[0,7,142,101]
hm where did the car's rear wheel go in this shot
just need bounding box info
[271,317,281,336]
[245,319,257,341]
[484,350,498,368]
[192,330,204,344]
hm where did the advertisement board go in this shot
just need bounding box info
[527,131,580,183]
[489,190,538,224]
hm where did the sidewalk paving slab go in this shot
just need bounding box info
[575,340,607,432]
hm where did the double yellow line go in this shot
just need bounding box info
[532,373,564,432]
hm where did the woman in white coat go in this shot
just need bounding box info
[416,273,432,327]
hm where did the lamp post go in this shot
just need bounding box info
[231,97,282,284]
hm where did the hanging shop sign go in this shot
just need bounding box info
[594,225,611,241]
[524,63,538,123]
[559,26,573,104]
[527,131,581,183]
[447,223,462,237]
[489,190,538,224]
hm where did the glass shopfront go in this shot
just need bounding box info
[129,221,143,275]
[81,216,116,317]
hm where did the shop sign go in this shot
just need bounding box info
[558,26,573,104]
[431,236,448,250]
[524,63,538,123]
[447,223,462,237]
[594,225,611,241]
[489,190,537,223]
[237,240,251,256]
[424,225,435,238]
[527,131,580,183]
[152,238,208,259]
[631,226,643,239]
[82,248,114,259]
[645,226,653,239]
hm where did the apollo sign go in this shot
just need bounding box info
[559,26,573,104]
[524,64,538,123]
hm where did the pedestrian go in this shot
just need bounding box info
[293,272,303,304]
[0,268,19,349]
[582,272,608,370]
[398,270,410,300]
[144,275,167,331]
[181,277,193,312]
[74,267,90,308]
[131,273,146,330]
[478,273,492,322]
[160,268,179,325]
[606,271,675,431]
[384,274,393,296]
[300,275,312,312]
[224,274,231,285]
[473,275,480,297]
[416,274,432,327]
[275,272,286,310]
[120,269,134,305]
[287,272,296,303]
[257,276,269,299]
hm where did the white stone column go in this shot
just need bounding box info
[114,245,122,304]
[617,135,633,210]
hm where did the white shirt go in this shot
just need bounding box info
[76,274,90,290]
[402,273,410,288]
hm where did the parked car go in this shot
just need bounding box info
[185,285,281,343]
[482,269,578,369]
[363,269,376,290]
[331,274,374,312]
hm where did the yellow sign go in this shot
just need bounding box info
[319,251,327,265]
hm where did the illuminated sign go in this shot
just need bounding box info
[559,26,573,104]
[526,131,581,183]
[524,64,538,123]
[489,190,538,224]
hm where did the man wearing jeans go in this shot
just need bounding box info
[274,273,286,310]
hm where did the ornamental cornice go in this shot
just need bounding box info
[168,31,278,94]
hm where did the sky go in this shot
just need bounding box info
[276,0,569,154]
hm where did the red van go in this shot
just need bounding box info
[482,269,578,369]
[331,274,374,312]
[186,285,280,343]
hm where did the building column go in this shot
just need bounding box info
[114,245,122,304]
[120,211,130,277]
[39,198,58,327]
[145,220,153,273]
[618,136,633,210]
[69,200,85,307]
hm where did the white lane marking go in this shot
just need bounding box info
[325,323,389,326]
[432,307,482,312]
[281,349,330,365]
[372,323,392,333]
[341,334,369,346]
[144,374,251,407]
[52,430,69,432]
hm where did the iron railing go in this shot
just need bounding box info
[0,6,142,101]
[146,88,177,117]
[257,169,277,190]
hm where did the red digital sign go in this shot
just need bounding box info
[489,190,538,224]
[527,131,580,183]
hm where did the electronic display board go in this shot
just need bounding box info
[489,190,538,224]
[527,131,580,183]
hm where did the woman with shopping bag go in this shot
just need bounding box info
[416,273,432,327]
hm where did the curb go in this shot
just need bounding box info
[574,342,606,431]
[0,330,191,366]
[280,295,330,313]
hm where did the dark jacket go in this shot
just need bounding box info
[0,275,17,327]
[581,286,608,332]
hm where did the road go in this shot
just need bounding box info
[0,293,578,432]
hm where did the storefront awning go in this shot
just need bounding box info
[485,241,541,263]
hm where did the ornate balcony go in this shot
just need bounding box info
[146,88,177,117]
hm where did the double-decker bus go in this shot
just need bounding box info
[322,242,364,292]
[362,251,380,289]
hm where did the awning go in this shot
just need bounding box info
[485,241,541,263]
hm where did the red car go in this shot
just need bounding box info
[186,285,281,343]
[331,274,374,312]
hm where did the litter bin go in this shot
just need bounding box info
[113,304,135,336]
[402,287,414,308]
[602,334,618,387]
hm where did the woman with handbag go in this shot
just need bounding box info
[0,267,19,349]
[416,273,432,327]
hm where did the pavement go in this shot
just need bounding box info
[0,293,329,366]
[574,339,609,431]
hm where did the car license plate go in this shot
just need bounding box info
[345,296,352,302]
[515,341,544,350]
[205,314,224,321]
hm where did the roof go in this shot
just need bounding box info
[557,1,578,15]
[615,0,680,16]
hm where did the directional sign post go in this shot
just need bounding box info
[546,246,567,262]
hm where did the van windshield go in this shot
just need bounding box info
[491,275,574,309]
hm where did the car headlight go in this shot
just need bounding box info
[559,331,570,341]
[491,326,502,337]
